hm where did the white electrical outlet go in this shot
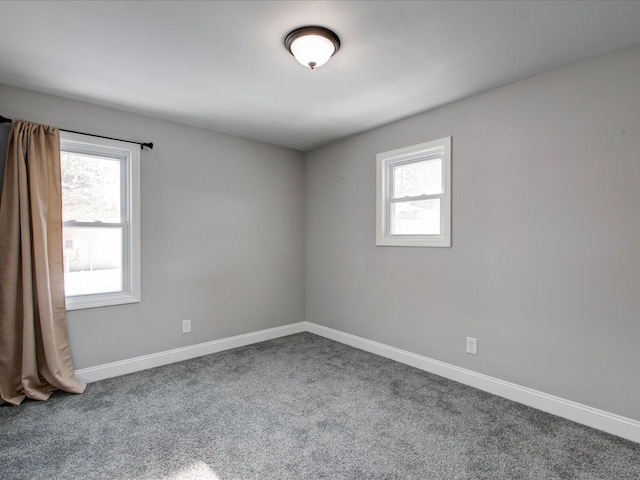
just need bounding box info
[466,337,478,355]
[182,319,192,334]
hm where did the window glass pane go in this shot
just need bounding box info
[63,227,123,296]
[392,158,442,198]
[61,152,121,223]
[391,199,440,235]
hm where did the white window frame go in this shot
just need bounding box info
[60,132,141,310]
[376,136,451,247]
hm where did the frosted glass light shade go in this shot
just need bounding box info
[290,35,335,69]
[285,26,340,70]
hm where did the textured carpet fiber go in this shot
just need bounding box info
[1,333,639,479]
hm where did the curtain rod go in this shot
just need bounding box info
[0,115,153,150]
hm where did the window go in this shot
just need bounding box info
[376,136,451,247]
[60,132,140,309]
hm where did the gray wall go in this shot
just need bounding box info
[305,44,640,421]
[0,83,305,369]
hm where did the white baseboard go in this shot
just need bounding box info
[305,322,640,444]
[73,319,639,444]
[74,322,306,384]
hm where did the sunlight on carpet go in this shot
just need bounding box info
[159,461,222,480]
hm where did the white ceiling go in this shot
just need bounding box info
[1,1,640,151]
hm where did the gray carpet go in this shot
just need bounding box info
[1,333,638,479]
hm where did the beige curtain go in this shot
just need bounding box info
[0,120,85,405]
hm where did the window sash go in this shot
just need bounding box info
[60,151,126,224]
[386,197,444,237]
[62,223,130,295]
[389,155,444,201]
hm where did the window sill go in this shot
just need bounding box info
[65,292,140,311]
[376,234,451,248]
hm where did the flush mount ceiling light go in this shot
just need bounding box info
[284,26,341,70]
